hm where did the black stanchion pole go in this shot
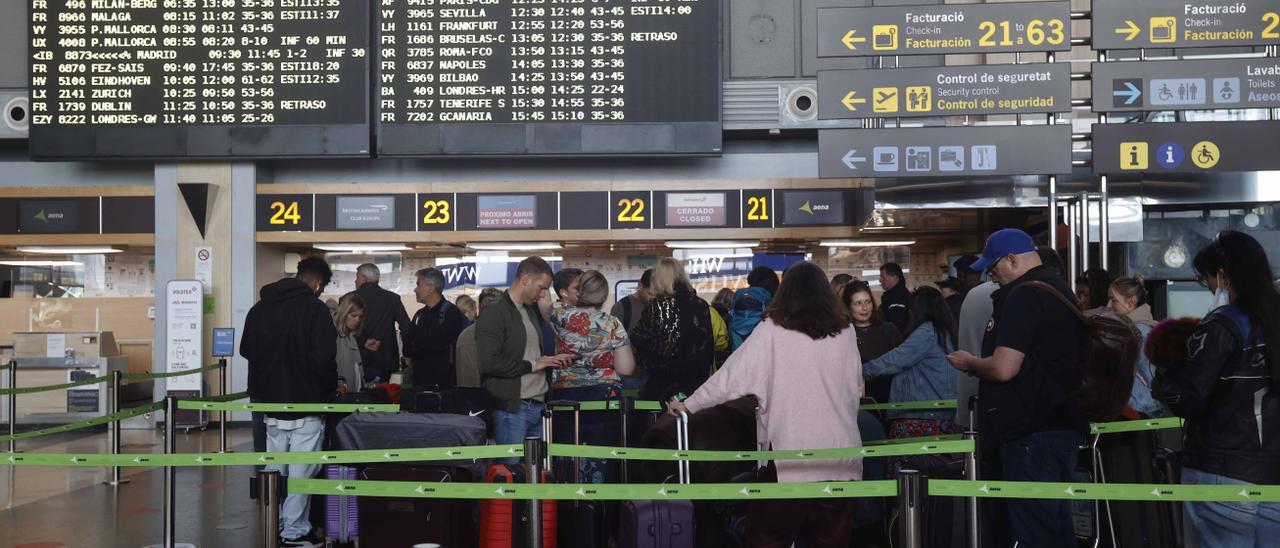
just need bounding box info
[897,469,925,548]
[218,358,229,453]
[964,430,979,548]
[524,436,545,548]
[163,396,176,548]
[105,370,129,486]
[258,470,280,548]
[7,361,17,454]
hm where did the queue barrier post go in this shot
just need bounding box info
[164,395,177,548]
[105,370,129,486]
[963,430,979,548]
[524,436,545,548]
[218,358,229,454]
[897,469,926,548]
[6,361,16,454]
[257,469,281,548]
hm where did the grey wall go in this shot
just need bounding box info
[0,2,24,88]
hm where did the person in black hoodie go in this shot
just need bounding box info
[879,263,911,332]
[241,256,338,548]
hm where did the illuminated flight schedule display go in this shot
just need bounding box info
[29,0,371,159]
[376,0,722,156]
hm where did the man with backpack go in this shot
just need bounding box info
[947,228,1088,548]
[729,266,778,350]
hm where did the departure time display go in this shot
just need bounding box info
[29,0,371,158]
[375,0,722,156]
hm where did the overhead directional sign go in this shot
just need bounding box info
[819,125,1073,178]
[818,63,1071,119]
[1093,121,1280,174]
[1093,0,1280,50]
[1093,58,1280,112]
[817,1,1071,58]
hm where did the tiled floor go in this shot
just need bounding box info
[1,426,259,548]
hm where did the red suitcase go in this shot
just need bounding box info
[480,464,558,548]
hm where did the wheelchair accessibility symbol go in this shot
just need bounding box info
[1191,141,1219,169]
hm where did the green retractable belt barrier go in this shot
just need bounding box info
[124,363,223,380]
[0,363,223,395]
[0,392,247,443]
[861,399,957,411]
[178,401,399,413]
[0,401,165,442]
[1,444,524,468]
[930,479,1280,503]
[546,439,974,462]
[289,478,899,501]
[0,374,112,395]
[0,438,973,468]
[1089,417,1184,435]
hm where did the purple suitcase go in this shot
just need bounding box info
[325,464,358,545]
[619,409,695,548]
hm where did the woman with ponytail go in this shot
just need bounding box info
[1151,231,1280,547]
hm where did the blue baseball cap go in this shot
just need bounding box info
[971,228,1036,271]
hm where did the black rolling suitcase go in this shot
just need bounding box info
[546,400,610,548]
[358,464,477,548]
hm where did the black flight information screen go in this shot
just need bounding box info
[28,0,371,159]
[375,0,722,156]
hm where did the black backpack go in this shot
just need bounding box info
[1025,281,1142,422]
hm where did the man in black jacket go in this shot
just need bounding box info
[879,262,911,332]
[406,267,465,387]
[948,229,1085,548]
[241,256,338,548]
[354,263,413,383]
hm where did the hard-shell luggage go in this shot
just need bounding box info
[620,408,695,548]
[546,401,609,548]
[334,412,486,451]
[324,464,358,545]
[357,464,476,548]
[480,464,558,548]
[335,412,487,478]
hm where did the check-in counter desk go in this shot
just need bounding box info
[0,331,149,425]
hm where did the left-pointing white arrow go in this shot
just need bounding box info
[842,149,867,170]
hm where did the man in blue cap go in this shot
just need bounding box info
[948,228,1085,548]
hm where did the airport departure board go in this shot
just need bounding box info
[28,0,371,159]
[375,0,723,156]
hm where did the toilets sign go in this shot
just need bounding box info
[1093,0,1280,50]
[1092,58,1280,112]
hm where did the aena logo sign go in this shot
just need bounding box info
[33,209,66,223]
[798,201,831,215]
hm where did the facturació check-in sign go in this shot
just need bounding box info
[819,125,1073,178]
[1092,58,1280,112]
[818,63,1071,119]
[1092,0,1280,50]
[817,1,1072,58]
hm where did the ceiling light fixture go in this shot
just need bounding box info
[16,246,121,255]
[313,244,409,252]
[466,242,563,251]
[664,240,760,249]
[0,260,84,267]
[820,240,917,248]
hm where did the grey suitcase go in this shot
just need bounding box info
[335,412,487,476]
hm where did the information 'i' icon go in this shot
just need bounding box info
[1156,142,1183,169]
[1120,142,1148,170]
